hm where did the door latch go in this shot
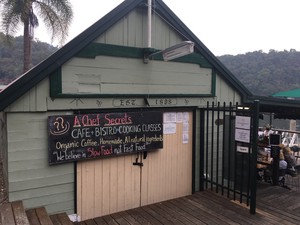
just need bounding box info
[132,155,143,167]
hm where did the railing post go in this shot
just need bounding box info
[199,108,205,191]
[250,100,259,214]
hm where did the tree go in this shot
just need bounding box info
[0,0,73,73]
[0,33,58,84]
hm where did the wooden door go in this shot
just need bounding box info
[141,111,193,205]
[76,154,141,221]
[77,111,193,220]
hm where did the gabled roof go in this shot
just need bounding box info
[0,0,252,111]
[244,95,300,119]
[272,88,300,98]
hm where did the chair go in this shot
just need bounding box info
[285,166,300,191]
[261,162,289,188]
[290,146,300,162]
[278,169,288,188]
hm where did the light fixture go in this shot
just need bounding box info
[162,41,194,61]
[143,41,194,63]
[237,106,250,110]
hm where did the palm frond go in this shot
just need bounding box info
[34,0,73,44]
[1,8,21,35]
[0,0,73,71]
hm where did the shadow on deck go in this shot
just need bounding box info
[76,182,300,225]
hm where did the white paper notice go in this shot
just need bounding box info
[177,112,183,123]
[183,112,189,122]
[235,128,250,143]
[164,112,177,123]
[235,116,251,129]
[183,133,189,144]
[183,123,189,132]
[237,146,249,153]
[163,123,176,134]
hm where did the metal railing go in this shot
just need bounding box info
[199,101,259,214]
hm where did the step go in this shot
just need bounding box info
[49,213,73,225]
[0,200,30,225]
[0,200,73,225]
[26,207,54,225]
[26,207,74,225]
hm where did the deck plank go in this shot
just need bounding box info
[256,185,300,224]
[49,215,60,225]
[132,207,162,225]
[93,216,109,225]
[148,203,185,225]
[35,207,53,225]
[156,200,199,225]
[194,192,265,225]
[83,219,97,225]
[101,215,119,225]
[109,212,131,225]
[73,221,87,225]
[26,208,41,225]
[162,200,204,225]
[125,208,156,225]
[141,205,173,225]
[11,201,30,225]
[50,213,73,225]
[174,197,232,225]
[112,211,141,225]
[0,202,15,225]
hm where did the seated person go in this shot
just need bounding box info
[257,147,270,162]
[282,146,297,176]
[277,151,288,186]
[279,151,287,170]
[282,146,296,167]
[263,125,273,137]
[263,151,287,184]
[290,145,300,160]
[290,145,300,153]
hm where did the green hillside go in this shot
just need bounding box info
[0,32,58,84]
[218,49,300,96]
[0,34,299,97]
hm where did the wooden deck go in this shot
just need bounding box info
[1,173,299,225]
[75,180,300,225]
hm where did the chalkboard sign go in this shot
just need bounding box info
[48,111,163,165]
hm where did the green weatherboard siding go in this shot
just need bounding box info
[76,43,212,68]
[50,43,215,98]
[50,69,62,98]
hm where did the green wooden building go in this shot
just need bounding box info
[2,0,300,222]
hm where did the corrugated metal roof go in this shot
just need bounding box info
[272,88,300,98]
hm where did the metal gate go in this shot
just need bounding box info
[199,101,259,214]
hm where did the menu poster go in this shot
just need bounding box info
[48,111,163,165]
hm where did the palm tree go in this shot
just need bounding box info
[0,0,73,72]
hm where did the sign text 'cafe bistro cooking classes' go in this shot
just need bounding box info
[48,111,163,165]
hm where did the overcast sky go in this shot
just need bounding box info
[31,0,300,56]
